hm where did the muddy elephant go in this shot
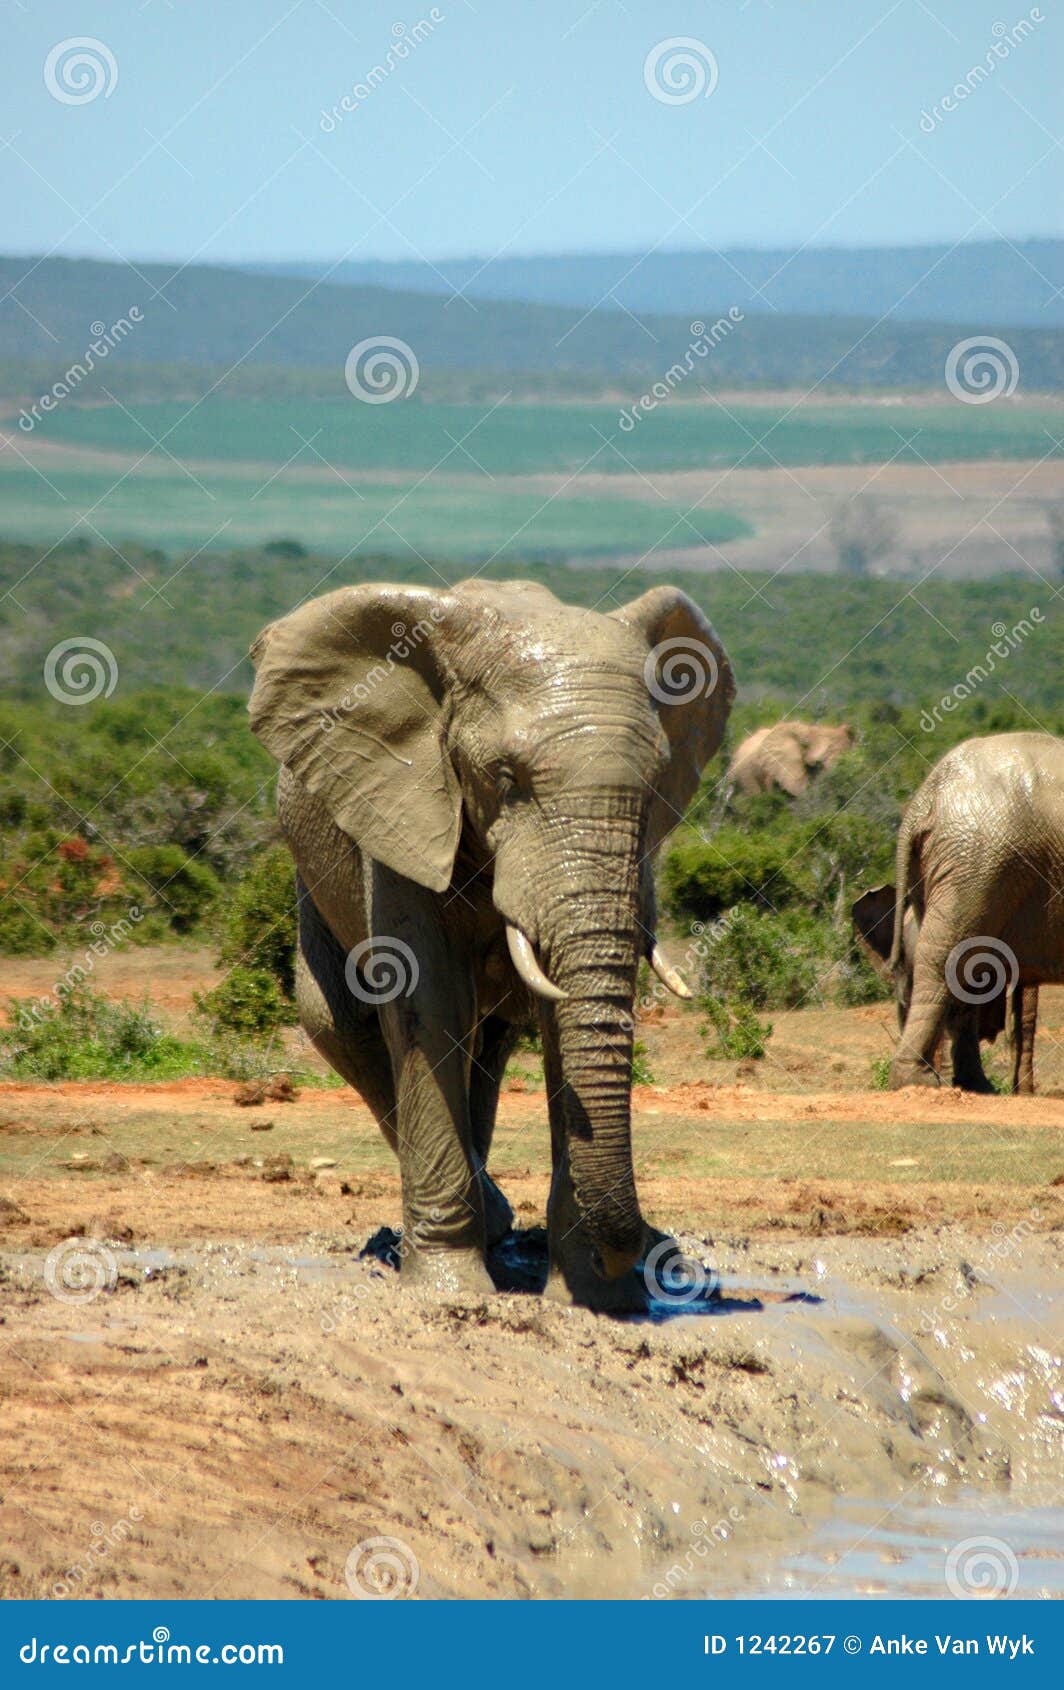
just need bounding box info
[728,720,854,798]
[853,885,1038,1093]
[860,732,1063,1091]
[249,578,734,1307]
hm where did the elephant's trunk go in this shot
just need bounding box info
[537,798,646,1275]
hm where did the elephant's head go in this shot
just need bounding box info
[802,721,855,770]
[851,885,1007,1043]
[250,578,734,1279]
[852,883,914,1029]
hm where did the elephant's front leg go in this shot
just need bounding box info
[371,873,493,1298]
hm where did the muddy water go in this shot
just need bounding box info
[2,1226,1060,1600]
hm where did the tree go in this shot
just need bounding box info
[829,498,898,577]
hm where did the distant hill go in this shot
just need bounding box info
[2,254,1063,391]
[247,240,1064,328]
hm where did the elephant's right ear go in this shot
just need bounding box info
[249,586,461,894]
[852,885,896,975]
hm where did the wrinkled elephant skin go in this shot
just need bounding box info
[854,733,1062,1092]
[249,579,734,1306]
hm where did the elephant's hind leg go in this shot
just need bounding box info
[294,875,397,1141]
[891,910,958,1089]
[949,1015,995,1093]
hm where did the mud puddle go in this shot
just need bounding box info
[711,1494,1064,1600]
[1,1227,1060,1600]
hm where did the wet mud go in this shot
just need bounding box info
[1,1223,1060,1600]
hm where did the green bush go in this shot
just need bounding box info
[699,903,825,1011]
[664,826,805,923]
[631,1040,654,1086]
[700,998,772,1061]
[216,845,297,997]
[1,987,202,1081]
[0,906,56,955]
[128,844,220,933]
[870,1055,892,1090]
[196,965,296,1041]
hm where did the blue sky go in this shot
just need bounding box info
[4,0,1060,265]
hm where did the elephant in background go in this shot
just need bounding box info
[728,720,854,798]
[858,732,1063,1091]
[249,578,734,1307]
[853,885,1038,1093]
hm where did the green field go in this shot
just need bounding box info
[19,396,1064,474]
[0,463,749,556]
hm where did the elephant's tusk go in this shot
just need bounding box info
[506,925,567,1003]
[649,943,693,1000]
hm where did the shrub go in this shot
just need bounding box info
[196,965,296,1040]
[699,903,825,1011]
[631,1040,654,1085]
[700,998,772,1061]
[664,827,804,924]
[216,845,297,997]
[0,906,55,955]
[869,1055,892,1091]
[0,986,200,1081]
[128,844,219,933]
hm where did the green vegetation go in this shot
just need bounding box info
[197,845,299,1038]
[0,461,749,557]
[700,998,773,1061]
[23,394,1064,475]
[1,986,205,1081]
[0,538,1059,707]
[631,1041,654,1086]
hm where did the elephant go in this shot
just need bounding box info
[859,732,1063,1091]
[249,578,734,1307]
[853,884,1038,1093]
[728,720,854,798]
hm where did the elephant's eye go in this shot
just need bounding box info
[495,760,516,795]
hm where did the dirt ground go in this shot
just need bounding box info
[1,952,1062,1601]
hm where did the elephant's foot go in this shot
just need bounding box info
[951,1067,995,1095]
[544,1254,650,1314]
[544,1218,707,1314]
[400,1243,494,1301]
[890,1057,940,1090]
[479,1169,514,1248]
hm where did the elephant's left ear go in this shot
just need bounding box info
[611,586,736,852]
